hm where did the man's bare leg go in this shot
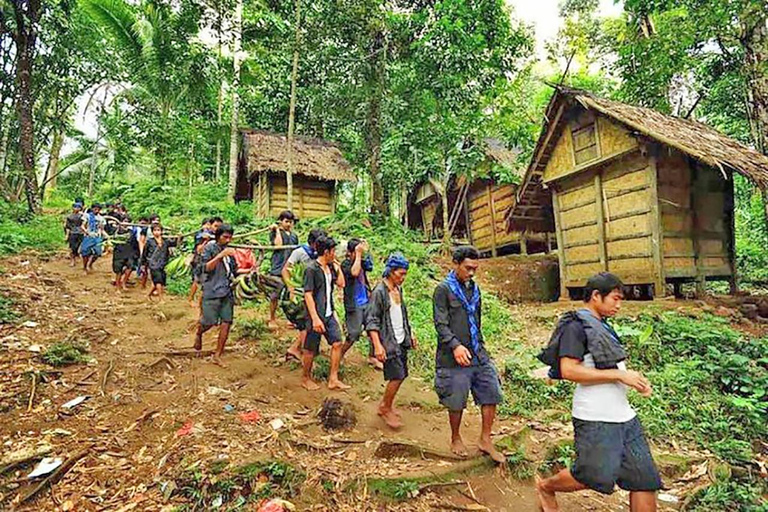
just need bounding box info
[327,342,351,390]
[478,404,505,463]
[82,256,90,274]
[286,331,305,361]
[535,469,587,512]
[301,350,320,390]
[211,323,231,367]
[630,491,657,512]
[449,410,468,457]
[268,298,279,329]
[378,380,404,428]
[194,323,213,352]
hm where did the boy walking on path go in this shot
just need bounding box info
[143,224,179,301]
[535,272,661,512]
[301,235,346,390]
[367,253,416,429]
[64,203,84,267]
[268,210,299,328]
[281,228,325,362]
[341,239,380,369]
[194,224,238,367]
[80,203,106,274]
[433,246,504,463]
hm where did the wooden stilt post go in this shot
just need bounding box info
[552,187,568,300]
[647,151,665,298]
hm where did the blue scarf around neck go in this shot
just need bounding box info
[445,270,481,355]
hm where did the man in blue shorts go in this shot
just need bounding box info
[80,203,106,274]
[535,272,661,512]
[433,246,504,463]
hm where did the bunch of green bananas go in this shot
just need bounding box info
[166,254,190,279]
[285,262,306,290]
[233,273,259,302]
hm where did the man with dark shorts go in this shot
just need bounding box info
[535,273,661,512]
[301,235,346,390]
[194,224,238,367]
[367,253,416,429]
[64,203,84,267]
[433,246,504,463]
[111,215,137,292]
[268,210,298,328]
[281,228,325,361]
[341,238,380,369]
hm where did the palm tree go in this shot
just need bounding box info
[82,0,208,182]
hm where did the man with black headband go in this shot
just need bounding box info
[367,253,416,429]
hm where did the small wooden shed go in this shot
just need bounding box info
[507,86,768,298]
[407,140,552,256]
[234,130,356,219]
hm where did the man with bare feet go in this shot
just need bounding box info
[80,203,106,274]
[367,253,416,429]
[194,224,238,367]
[301,235,346,390]
[433,246,504,463]
[535,273,660,512]
[341,238,380,370]
[281,228,325,362]
[64,203,84,267]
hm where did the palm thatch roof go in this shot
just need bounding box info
[241,130,356,182]
[484,138,522,172]
[506,86,768,232]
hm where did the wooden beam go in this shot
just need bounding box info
[647,152,665,297]
[594,172,608,270]
[552,187,568,300]
[487,182,498,257]
[690,159,706,297]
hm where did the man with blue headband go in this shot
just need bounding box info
[366,252,417,429]
[433,245,504,463]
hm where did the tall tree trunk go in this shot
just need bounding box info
[42,126,64,200]
[14,0,42,214]
[366,29,387,216]
[0,107,11,179]
[227,0,242,201]
[286,0,301,211]
[214,2,224,182]
[89,89,108,198]
[742,5,768,227]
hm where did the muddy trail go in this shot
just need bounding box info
[0,254,693,511]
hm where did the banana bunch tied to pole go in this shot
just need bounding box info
[233,272,260,303]
[166,253,191,280]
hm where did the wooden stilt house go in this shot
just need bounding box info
[506,86,768,298]
[408,139,552,256]
[234,130,356,219]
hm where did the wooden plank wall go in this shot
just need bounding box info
[253,173,270,217]
[557,150,657,287]
[467,182,520,253]
[658,150,696,278]
[269,174,334,219]
[691,162,731,277]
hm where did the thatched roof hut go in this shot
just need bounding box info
[235,130,356,219]
[506,86,768,298]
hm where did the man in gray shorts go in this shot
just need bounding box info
[193,224,237,367]
[341,238,379,369]
[433,246,504,463]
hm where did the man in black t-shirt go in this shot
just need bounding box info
[268,210,299,328]
[64,203,84,267]
[301,235,346,391]
[536,273,660,512]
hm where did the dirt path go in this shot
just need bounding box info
[0,254,678,511]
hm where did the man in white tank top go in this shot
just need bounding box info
[536,273,661,512]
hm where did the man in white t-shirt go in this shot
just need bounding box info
[536,273,661,512]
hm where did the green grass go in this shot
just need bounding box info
[41,341,91,366]
[0,294,20,323]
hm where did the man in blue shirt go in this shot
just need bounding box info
[341,238,379,369]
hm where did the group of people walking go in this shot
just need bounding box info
[64,204,662,511]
